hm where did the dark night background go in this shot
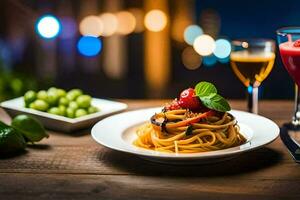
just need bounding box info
[0,0,297,101]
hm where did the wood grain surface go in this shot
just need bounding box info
[0,100,299,200]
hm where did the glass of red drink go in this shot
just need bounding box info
[277,27,300,129]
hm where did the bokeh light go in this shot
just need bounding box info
[193,34,216,56]
[184,25,203,45]
[79,15,103,37]
[128,8,145,33]
[213,39,231,59]
[36,15,61,39]
[99,13,118,36]
[203,55,217,67]
[59,17,77,39]
[77,36,102,57]
[116,11,136,35]
[144,9,167,32]
[181,46,202,70]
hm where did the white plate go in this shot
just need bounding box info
[91,107,279,164]
[1,97,128,132]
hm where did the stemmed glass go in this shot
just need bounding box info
[277,27,300,129]
[230,39,276,114]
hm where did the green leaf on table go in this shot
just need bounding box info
[11,115,48,143]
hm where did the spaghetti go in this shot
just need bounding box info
[133,109,246,153]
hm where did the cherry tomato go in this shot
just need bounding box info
[178,88,201,110]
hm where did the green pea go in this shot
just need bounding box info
[66,107,75,118]
[48,107,62,115]
[59,97,69,106]
[37,90,48,101]
[75,109,88,118]
[33,100,49,111]
[76,95,91,108]
[88,106,99,114]
[24,90,37,106]
[69,101,79,110]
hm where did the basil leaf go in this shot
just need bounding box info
[195,81,217,97]
[200,94,231,112]
[185,125,193,136]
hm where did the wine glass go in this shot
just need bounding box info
[230,39,276,114]
[277,27,300,129]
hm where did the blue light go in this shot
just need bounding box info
[203,55,217,67]
[218,56,230,63]
[77,36,102,57]
[213,39,231,59]
[184,25,203,45]
[36,15,61,39]
[247,86,253,93]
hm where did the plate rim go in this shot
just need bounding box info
[91,107,280,159]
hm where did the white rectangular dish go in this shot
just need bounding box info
[0,97,128,132]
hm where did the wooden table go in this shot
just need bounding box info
[0,100,299,200]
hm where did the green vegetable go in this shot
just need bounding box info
[66,89,82,101]
[58,105,66,116]
[0,121,26,154]
[24,90,37,107]
[11,115,48,143]
[56,89,66,98]
[37,90,48,101]
[59,97,69,106]
[75,109,88,118]
[69,101,79,110]
[48,107,63,116]
[76,95,91,108]
[194,82,231,112]
[47,92,59,106]
[32,100,49,111]
[88,106,99,114]
[66,107,75,118]
[185,125,193,136]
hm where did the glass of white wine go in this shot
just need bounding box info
[230,39,276,114]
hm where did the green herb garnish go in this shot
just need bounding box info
[194,81,231,112]
[185,125,193,136]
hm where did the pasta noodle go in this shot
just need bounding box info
[133,109,246,153]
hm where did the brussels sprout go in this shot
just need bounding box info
[75,109,88,118]
[88,106,99,114]
[48,107,63,115]
[58,97,69,106]
[66,107,75,118]
[66,89,83,101]
[69,101,79,110]
[24,90,37,107]
[76,95,91,108]
[32,100,49,111]
[37,90,48,101]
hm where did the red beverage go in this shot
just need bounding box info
[279,41,300,86]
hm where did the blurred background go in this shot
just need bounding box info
[0,0,298,101]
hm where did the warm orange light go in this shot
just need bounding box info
[182,47,202,70]
[129,8,145,33]
[144,9,167,32]
[79,15,103,37]
[116,11,136,35]
[99,13,118,36]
